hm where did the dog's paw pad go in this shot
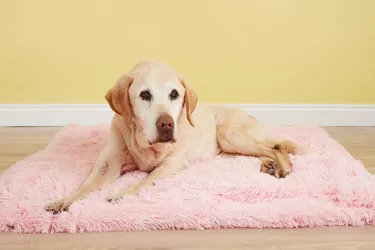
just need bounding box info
[261,160,282,178]
[268,169,276,175]
[269,161,279,170]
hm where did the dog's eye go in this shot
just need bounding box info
[169,89,179,100]
[140,90,152,101]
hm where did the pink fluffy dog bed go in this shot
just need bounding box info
[0,124,374,234]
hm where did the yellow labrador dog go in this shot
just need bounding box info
[45,60,307,213]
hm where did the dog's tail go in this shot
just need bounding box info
[266,138,308,155]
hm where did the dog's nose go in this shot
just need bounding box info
[156,114,174,130]
[156,114,175,142]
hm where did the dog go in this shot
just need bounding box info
[45,60,307,213]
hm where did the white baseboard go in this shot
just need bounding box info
[0,104,374,126]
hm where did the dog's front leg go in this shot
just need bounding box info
[106,156,183,203]
[45,127,130,213]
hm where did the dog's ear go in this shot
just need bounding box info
[105,74,134,123]
[179,76,198,127]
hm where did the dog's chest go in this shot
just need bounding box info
[129,147,169,172]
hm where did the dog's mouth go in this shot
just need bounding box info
[149,137,176,145]
[158,138,175,143]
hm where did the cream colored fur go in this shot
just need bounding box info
[45,60,307,213]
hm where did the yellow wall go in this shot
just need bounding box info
[1,0,374,104]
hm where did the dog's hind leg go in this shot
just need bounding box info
[216,113,304,178]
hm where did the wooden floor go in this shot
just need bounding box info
[0,126,374,250]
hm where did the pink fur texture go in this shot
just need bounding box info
[0,124,374,234]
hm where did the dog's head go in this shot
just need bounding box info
[105,60,197,148]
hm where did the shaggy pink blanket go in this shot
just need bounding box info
[0,124,374,234]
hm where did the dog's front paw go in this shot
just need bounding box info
[106,187,139,203]
[45,198,72,214]
[106,193,122,203]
